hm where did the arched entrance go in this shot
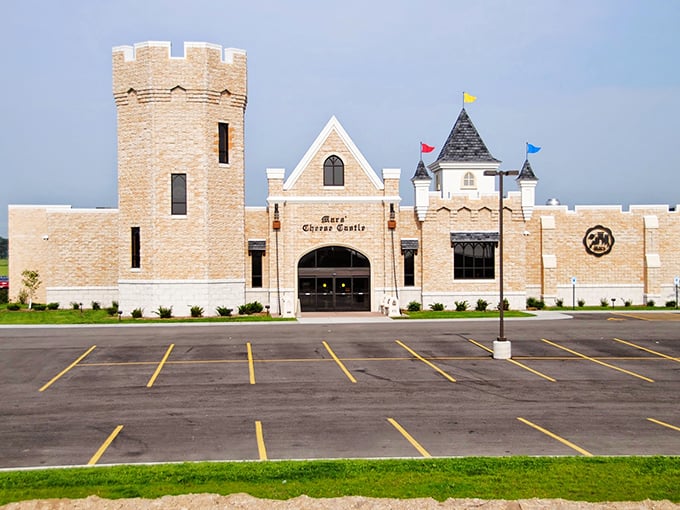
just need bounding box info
[298,246,370,312]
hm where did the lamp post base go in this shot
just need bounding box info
[493,339,512,359]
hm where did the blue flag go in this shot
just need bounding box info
[527,143,541,154]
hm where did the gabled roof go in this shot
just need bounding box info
[283,116,383,191]
[517,158,538,181]
[434,108,500,164]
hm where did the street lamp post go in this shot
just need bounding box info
[484,169,519,359]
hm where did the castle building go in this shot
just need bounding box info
[8,42,680,316]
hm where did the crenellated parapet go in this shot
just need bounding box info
[112,41,247,108]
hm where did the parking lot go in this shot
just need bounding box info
[0,313,678,468]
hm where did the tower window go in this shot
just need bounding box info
[323,155,344,186]
[462,172,476,189]
[219,123,229,164]
[131,227,140,269]
[171,174,186,215]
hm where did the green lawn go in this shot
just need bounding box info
[0,457,678,504]
[0,258,7,276]
[399,310,532,319]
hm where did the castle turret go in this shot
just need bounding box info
[112,41,247,314]
[428,108,500,199]
[517,158,538,221]
[411,160,432,221]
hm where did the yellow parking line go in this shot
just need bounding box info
[146,344,174,388]
[468,339,556,382]
[395,340,456,382]
[247,342,256,384]
[647,418,680,432]
[613,338,680,363]
[322,341,357,383]
[87,425,124,465]
[517,417,593,456]
[255,420,268,460]
[541,338,654,383]
[387,418,431,458]
[39,345,97,392]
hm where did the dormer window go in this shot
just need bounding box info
[462,172,476,189]
[323,155,344,186]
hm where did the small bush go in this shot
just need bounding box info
[429,302,445,311]
[454,300,468,312]
[0,289,7,304]
[600,298,609,308]
[526,297,545,310]
[216,306,233,317]
[238,301,264,315]
[71,302,81,310]
[31,303,47,311]
[555,298,564,308]
[17,289,28,305]
[47,302,59,310]
[105,307,117,316]
[190,305,204,318]
[475,299,488,312]
[497,299,510,311]
[407,301,421,312]
[624,299,632,307]
[154,306,173,319]
[578,299,586,307]
[666,300,677,308]
[91,301,101,311]
[131,308,143,319]
[7,303,21,311]
[646,300,655,308]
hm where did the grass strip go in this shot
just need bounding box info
[0,457,678,504]
[398,310,532,319]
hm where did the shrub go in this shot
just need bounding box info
[131,308,143,319]
[475,299,488,312]
[31,303,46,311]
[497,299,510,311]
[600,298,609,307]
[407,301,421,312]
[17,289,28,305]
[47,302,59,310]
[216,306,233,317]
[154,306,173,319]
[106,306,117,316]
[624,299,632,307]
[7,303,21,311]
[429,302,445,311]
[0,289,7,304]
[190,305,204,318]
[526,297,545,310]
[91,301,101,310]
[70,302,80,310]
[555,298,564,308]
[238,301,264,315]
[646,300,655,308]
[666,300,677,308]
[454,300,468,312]
[578,299,586,307]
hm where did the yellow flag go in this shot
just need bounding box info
[463,92,477,103]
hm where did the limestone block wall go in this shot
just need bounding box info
[8,206,118,306]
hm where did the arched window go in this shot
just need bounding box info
[323,156,344,186]
[462,172,476,189]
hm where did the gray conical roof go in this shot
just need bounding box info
[435,108,500,164]
[517,158,538,181]
[411,159,431,181]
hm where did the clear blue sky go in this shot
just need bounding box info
[2,0,680,238]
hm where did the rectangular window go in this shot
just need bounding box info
[403,249,415,286]
[131,227,140,268]
[171,173,186,215]
[454,242,495,279]
[219,122,229,164]
[251,251,263,288]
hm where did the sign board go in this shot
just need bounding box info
[675,276,680,286]
[571,277,577,285]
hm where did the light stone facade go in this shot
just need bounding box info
[7,41,680,315]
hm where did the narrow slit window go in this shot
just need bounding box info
[251,251,263,288]
[219,122,229,164]
[131,227,140,269]
[403,249,415,286]
[171,173,186,215]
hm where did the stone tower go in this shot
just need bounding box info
[112,41,247,315]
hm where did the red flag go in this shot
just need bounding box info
[421,142,435,153]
